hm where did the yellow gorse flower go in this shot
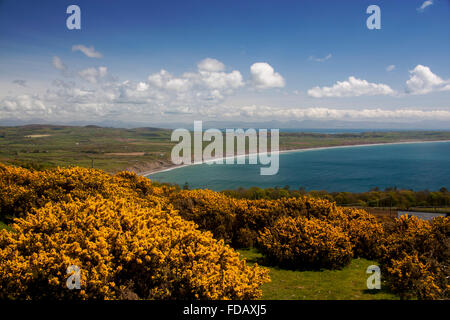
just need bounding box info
[0,164,269,300]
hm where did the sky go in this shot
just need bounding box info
[0,0,449,127]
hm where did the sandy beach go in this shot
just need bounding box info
[139,139,450,177]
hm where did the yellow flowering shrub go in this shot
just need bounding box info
[266,199,384,260]
[387,253,443,300]
[4,163,447,300]
[171,189,242,244]
[0,164,171,222]
[275,197,342,221]
[170,190,385,258]
[380,215,449,300]
[0,164,38,220]
[258,215,353,269]
[0,195,269,300]
[339,207,385,259]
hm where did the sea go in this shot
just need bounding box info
[148,141,450,192]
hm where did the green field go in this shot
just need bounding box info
[1,124,449,174]
[239,248,398,300]
[0,125,174,173]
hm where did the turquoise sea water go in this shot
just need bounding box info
[148,141,450,192]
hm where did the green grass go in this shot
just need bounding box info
[0,220,11,231]
[239,248,398,300]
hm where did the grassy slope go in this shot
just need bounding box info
[1,125,449,174]
[239,248,398,300]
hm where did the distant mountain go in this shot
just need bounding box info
[0,118,449,131]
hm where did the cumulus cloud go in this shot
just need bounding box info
[148,70,192,92]
[250,62,285,89]
[0,57,242,121]
[2,83,450,123]
[309,54,332,62]
[0,58,245,121]
[72,45,103,58]
[194,70,244,90]
[0,94,48,115]
[146,58,244,99]
[307,76,395,98]
[136,82,149,92]
[417,0,433,12]
[52,56,67,71]
[406,65,450,95]
[4,57,450,124]
[78,66,108,84]
[197,58,225,72]
[386,65,396,72]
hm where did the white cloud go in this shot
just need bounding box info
[148,70,192,92]
[308,76,395,98]
[4,57,450,124]
[220,105,450,122]
[52,56,67,71]
[0,94,48,115]
[72,45,103,58]
[406,65,450,95]
[0,58,245,121]
[417,0,433,12]
[250,62,285,89]
[386,65,396,72]
[136,82,149,91]
[146,59,243,97]
[78,66,108,84]
[2,83,450,123]
[309,54,332,62]
[197,58,225,72]
[197,70,244,90]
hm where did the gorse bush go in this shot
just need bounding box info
[380,215,449,300]
[0,195,269,300]
[258,216,353,270]
[170,189,241,245]
[0,164,174,222]
[0,163,448,300]
[339,208,385,260]
[171,190,384,260]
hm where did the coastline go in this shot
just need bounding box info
[139,139,450,177]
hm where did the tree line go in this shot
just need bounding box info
[221,186,450,209]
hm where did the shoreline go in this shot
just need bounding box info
[139,139,450,177]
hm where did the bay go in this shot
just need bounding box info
[148,141,450,192]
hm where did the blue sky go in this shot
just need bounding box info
[0,0,449,126]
